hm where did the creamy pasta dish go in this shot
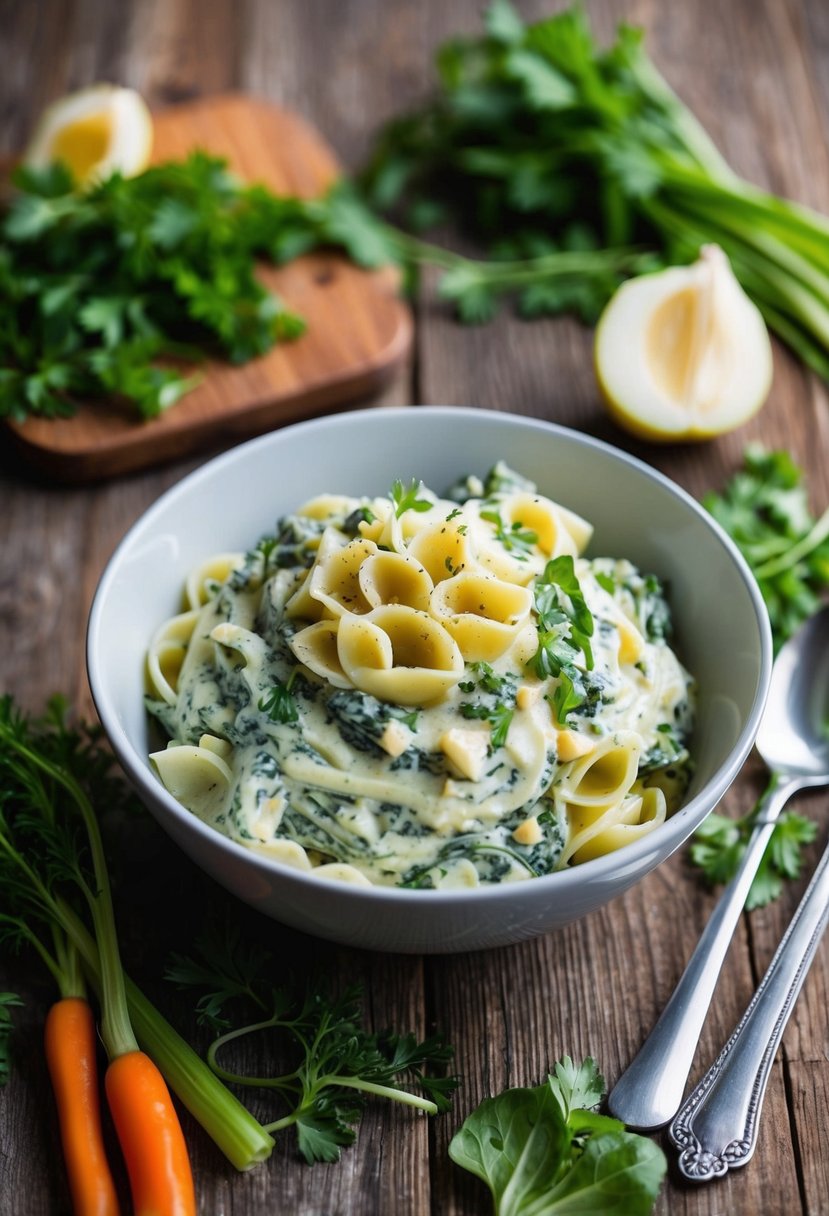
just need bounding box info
[146,464,694,889]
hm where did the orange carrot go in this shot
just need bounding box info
[44,997,120,1216]
[3,719,198,1212]
[105,1050,196,1216]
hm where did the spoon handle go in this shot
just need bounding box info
[669,835,829,1179]
[607,774,800,1130]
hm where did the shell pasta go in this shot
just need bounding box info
[146,463,694,889]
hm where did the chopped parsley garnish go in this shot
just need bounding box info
[528,557,596,726]
[459,701,515,749]
[458,663,517,749]
[480,509,539,559]
[529,556,594,678]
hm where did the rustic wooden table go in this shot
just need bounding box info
[2,1,829,1213]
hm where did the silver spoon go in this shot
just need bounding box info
[608,604,829,1131]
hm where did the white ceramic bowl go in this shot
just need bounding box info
[88,407,772,952]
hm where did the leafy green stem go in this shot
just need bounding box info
[754,504,829,580]
[317,1074,438,1113]
[0,733,137,1059]
[206,1013,300,1088]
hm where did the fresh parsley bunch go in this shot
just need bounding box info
[0,154,307,421]
[449,1056,666,1215]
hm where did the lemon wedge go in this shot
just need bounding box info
[23,84,153,187]
[595,245,773,442]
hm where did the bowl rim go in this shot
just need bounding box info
[87,406,773,905]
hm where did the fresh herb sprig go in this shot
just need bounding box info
[528,556,596,726]
[704,446,829,654]
[480,509,539,559]
[391,478,432,518]
[167,923,458,1164]
[449,1055,666,1215]
[690,775,818,909]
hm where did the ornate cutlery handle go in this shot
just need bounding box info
[669,837,829,1181]
[608,775,800,1129]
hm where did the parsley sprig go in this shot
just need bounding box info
[528,557,596,726]
[167,923,458,1164]
[390,478,432,518]
[704,446,829,654]
[690,775,818,909]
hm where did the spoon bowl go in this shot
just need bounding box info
[755,605,829,779]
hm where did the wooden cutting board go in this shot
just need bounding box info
[6,94,412,482]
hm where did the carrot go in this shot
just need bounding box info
[44,997,120,1216]
[0,719,198,1215]
[105,1051,195,1216]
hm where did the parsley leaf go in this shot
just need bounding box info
[449,1054,666,1215]
[689,778,818,909]
[390,478,432,518]
[530,556,595,680]
[460,701,515,749]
